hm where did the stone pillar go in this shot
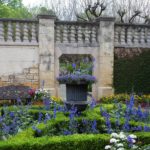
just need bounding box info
[98,18,115,98]
[38,15,56,95]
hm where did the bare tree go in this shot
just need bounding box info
[113,0,150,23]
[39,0,150,24]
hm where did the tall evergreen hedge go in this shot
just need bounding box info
[114,50,150,94]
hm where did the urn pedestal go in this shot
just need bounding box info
[65,84,88,111]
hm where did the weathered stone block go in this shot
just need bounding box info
[23,68,29,74]
[26,75,34,80]
[30,69,38,74]
[1,76,9,82]
[34,75,39,80]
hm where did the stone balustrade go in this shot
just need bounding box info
[115,23,150,48]
[1,18,150,49]
[55,21,99,44]
[0,19,38,45]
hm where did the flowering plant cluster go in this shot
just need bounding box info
[57,74,96,84]
[0,105,33,140]
[100,95,150,133]
[100,94,150,106]
[28,88,50,100]
[105,132,140,150]
[58,59,96,84]
[51,96,63,104]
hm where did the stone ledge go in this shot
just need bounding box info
[0,42,39,46]
[37,14,56,20]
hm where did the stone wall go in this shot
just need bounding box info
[0,65,39,89]
[0,15,149,99]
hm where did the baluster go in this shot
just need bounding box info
[84,26,90,43]
[140,28,145,44]
[7,22,13,41]
[55,25,61,42]
[67,25,71,43]
[147,28,150,45]
[70,25,76,43]
[91,26,97,43]
[23,23,29,42]
[59,25,63,43]
[31,23,38,43]
[35,24,39,42]
[63,25,68,42]
[78,26,83,43]
[134,27,139,44]
[144,27,148,44]
[15,22,21,42]
[120,27,126,45]
[127,26,132,45]
[114,27,119,45]
[82,26,86,43]
[0,21,4,42]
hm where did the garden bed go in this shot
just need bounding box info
[0,95,150,149]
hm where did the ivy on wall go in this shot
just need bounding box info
[114,49,150,94]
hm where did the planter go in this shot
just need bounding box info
[65,84,88,111]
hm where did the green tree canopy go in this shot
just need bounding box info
[0,0,32,18]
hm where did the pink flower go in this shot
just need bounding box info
[28,89,35,97]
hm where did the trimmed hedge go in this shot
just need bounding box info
[114,50,150,94]
[0,131,150,150]
[100,94,150,104]
[0,133,110,150]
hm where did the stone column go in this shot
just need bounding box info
[38,15,56,96]
[98,17,115,98]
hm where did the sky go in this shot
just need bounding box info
[22,0,42,6]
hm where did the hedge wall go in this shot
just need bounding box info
[0,131,150,150]
[114,50,150,94]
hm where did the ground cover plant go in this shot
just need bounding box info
[0,93,150,149]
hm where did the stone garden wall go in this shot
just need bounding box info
[0,15,149,99]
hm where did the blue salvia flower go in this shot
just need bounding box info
[103,112,112,134]
[90,97,96,109]
[115,112,120,127]
[2,124,10,134]
[91,120,98,133]
[137,126,142,131]
[127,136,134,148]
[128,95,135,110]
[17,97,21,104]
[44,113,51,124]
[136,105,143,120]
[144,126,150,132]
[32,126,41,134]
[9,112,15,118]
[143,109,149,121]
[72,63,76,69]
[63,130,71,135]
[38,112,43,123]
[43,98,51,110]
[123,120,130,131]
[100,106,103,116]
[53,105,57,119]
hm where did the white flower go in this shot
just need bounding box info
[117,148,125,150]
[119,134,127,140]
[132,145,138,149]
[129,134,137,139]
[105,145,111,149]
[117,143,124,147]
[110,138,117,143]
[111,133,119,138]
[132,139,136,143]
[119,132,125,135]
